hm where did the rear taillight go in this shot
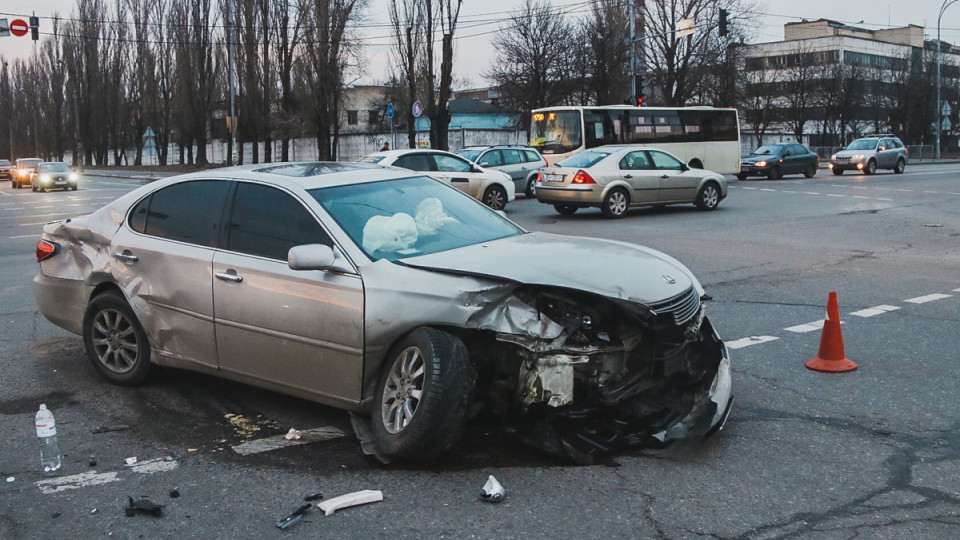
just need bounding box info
[572,170,596,184]
[536,172,541,182]
[36,240,60,262]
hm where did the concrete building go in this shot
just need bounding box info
[736,19,960,154]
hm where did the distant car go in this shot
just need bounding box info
[0,159,13,180]
[33,162,732,463]
[535,145,727,218]
[738,143,818,180]
[359,149,515,210]
[829,136,907,175]
[31,161,79,192]
[13,158,42,189]
[455,145,546,197]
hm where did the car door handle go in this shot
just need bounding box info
[660,175,669,179]
[623,174,633,179]
[215,270,244,283]
[114,251,138,263]
[451,177,468,183]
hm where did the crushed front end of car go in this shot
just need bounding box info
[463,284,731,464]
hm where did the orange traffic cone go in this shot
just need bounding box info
[805,291,857,373]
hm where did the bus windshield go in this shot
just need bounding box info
[531,110,582,154]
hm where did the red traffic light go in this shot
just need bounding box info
[636,97,646,107]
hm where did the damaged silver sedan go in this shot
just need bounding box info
[33,163,732,463]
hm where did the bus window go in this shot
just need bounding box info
[584,110,621,147]
[531,110,583,154]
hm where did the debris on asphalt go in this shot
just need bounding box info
[284,428,302,440]
[923,223,944,228]
[348,413,394,464]
[88,459,97,467]
[124,457,137,466]
[125,497,164,517]
[169,488,180,499]
[480,475,505,503]
[275,503,312,530]
[303,493,323,502]
[92,424,130,434]
[5,477,14,483]
[90,508,98,514]
[51,512,61,519]
[316,490,383,516]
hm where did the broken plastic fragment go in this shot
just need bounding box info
[92,424,130,434]
[125,497,163,517]
[480,475,505,503]
[169,489,180,499]
[284,428,302,440]
[303,493,323,502]
[124,457,137,466]
[316,490,383,516]
[275,503,312,529]
[5,477,14,483]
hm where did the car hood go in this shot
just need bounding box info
[741,155,778,164]
[400,231,696,305]
[834,150,870,158]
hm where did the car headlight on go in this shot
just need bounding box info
[830,154,837,160]
[40,174,51,183]
[69,173,78,181]
[755,160,767,167]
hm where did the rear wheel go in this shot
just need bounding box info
[601,188,629,219]
[554,204,578,215]
[696,182,721,211]
[31,183,37,192]
[864,160,877,175]
[371,327,475,462]
[804,164,817,178]
[894,158,905,174]
[832,168,844,176]
[82,290,152,385]
[482,185,507,210]
[524,177,536,197]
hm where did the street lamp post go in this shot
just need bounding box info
[937,0,958,160]
[3,62,12,161]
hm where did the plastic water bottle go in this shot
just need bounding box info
[35,404,61,473]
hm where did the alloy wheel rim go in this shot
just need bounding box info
[92,309,139,373]
[610,192,627,214]
[486,189,505,210]
[381,346,426,434]
[704,187,718,207]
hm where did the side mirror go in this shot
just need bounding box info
[680,163,690,172]
[288,244,352,273]
[472,165,483,173]
[478,160,490,167]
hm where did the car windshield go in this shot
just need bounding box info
[356,156,385,164]
[0,160,10,166]
[846,139,878,151]
[558,150,610,168]
[751,145,782,156]
[310,176,524,262]
[19,159,41,167]
[38,163,71,173]
[455,149,482,162]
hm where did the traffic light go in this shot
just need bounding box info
[29,15,39,41]
[634,74,644,105]
[636,97,646,107]
[718,9,728,37]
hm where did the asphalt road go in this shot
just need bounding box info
[1,164,958,539]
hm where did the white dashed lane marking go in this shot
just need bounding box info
[850,305,901,318]
[905,293,953,304]
[726,336,780,350]
[34,457,178,494]
[785,320,828,333]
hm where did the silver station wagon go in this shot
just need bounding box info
[33,163,732,463]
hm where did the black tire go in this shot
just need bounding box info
[524,176,536,197]
[696,182,721,211]
[82,290,152,385]
[864,160,877,175]
[371,327,475,462]
[554,204,578,215]
[832,168,844,176]
[31,183,37,192]
[894,158,905,174]
[804,164,817,178]
[71,185,78,191]
[601,188,629,219]
[482,185,507,210]
[736,173,748,180]
[767,166,781,180]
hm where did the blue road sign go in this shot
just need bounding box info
[412,101,424,118]
[386,103,395,119]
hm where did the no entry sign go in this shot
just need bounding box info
[9,19,28,37]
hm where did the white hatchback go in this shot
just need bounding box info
[359,149,515,210]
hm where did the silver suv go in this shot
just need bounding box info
[829,135,907,175]
[455,145,546,197]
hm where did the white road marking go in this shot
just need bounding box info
[877,198,893,201]
[35,205,53,209]
[826,194,846,197]
[785,320,833,333]
[905,293,952,304]
[954,288,960,293]
[850,305,901,318]
[741,187,757,190]
[726,336,779,350]
[895,189,912,192]
[36,471,120,494]
[922,191,939,194]
[852,196,871,199]
[804,191,821,195]
[127,456,179,474]
[9,234,38,239]
[760,188,776,192]
[781,190,798,193]
[231,426,347,456]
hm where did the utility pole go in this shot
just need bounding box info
[3,62,12,160]
[937,0,957,160]
[226,0,238,165]
[628,0,646,104]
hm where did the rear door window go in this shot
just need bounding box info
[501,149,523,165]
[394,154,434,171]
[523,150,542,163]
[134,180,231,247]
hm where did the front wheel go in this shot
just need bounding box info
[82,290,152,385]
[482,185,507,210]
[696,182,721,211]
[832,168,844,176]
[894,158,905,174]
[601,188,629,219]
[804,164,817,178]
[767,166,781,180]
[554,204,578,215]
[736,173,748,180]
[371,327,475,462]
[864,160,877,175]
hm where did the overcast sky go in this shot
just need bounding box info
[3,0,960,87]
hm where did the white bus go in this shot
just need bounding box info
[530,105,741,174]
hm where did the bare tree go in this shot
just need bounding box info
[778,43,822,143]
[388,0,423,148]
[573,0,630,105]
[486,0,575,121]
[272,0,309,161]
[171,0,218,165]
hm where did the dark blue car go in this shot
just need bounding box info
[738,143,818,180]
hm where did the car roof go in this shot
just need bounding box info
[155,161,423,191]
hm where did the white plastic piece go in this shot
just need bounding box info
[284,428,302,440]
[480,475,505,503]
[316,489,383,516]
[124,457,138,466]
